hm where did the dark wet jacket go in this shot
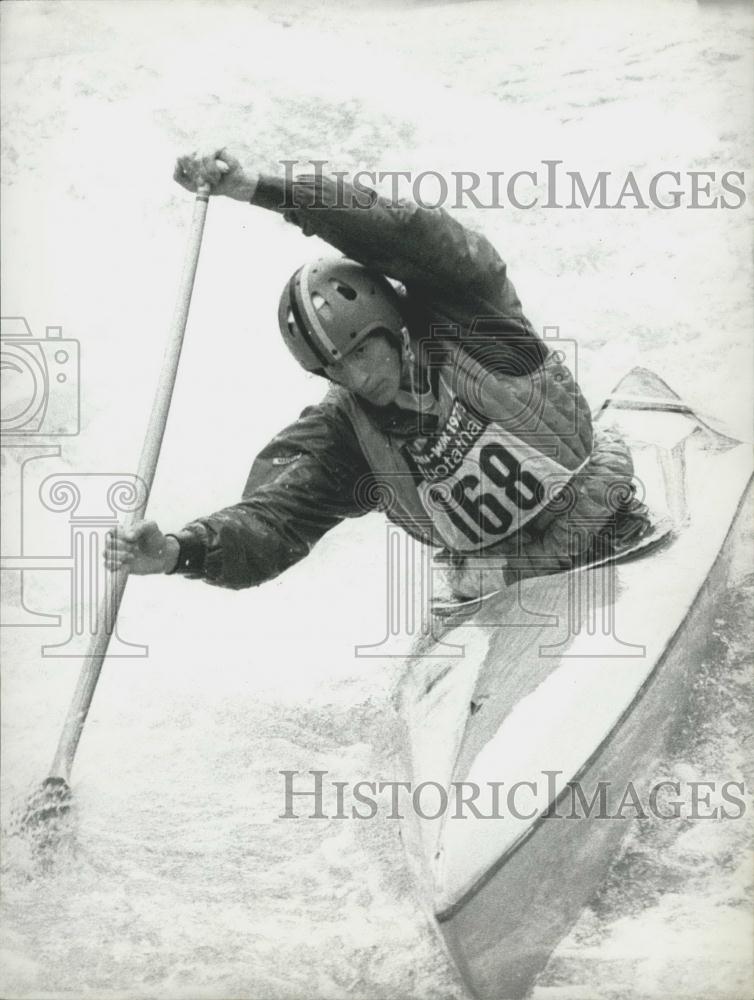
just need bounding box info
[169,172,592,588]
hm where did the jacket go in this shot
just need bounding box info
[169,172,592,588]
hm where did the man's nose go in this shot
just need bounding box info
[341,362,368,392]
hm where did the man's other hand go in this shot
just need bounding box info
[104,520,179,575]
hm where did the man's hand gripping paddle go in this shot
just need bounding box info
[21,182,212,835]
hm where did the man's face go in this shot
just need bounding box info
[324,331,402,406]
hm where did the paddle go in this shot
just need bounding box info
[22,182,212,831]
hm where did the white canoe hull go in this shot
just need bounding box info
[396,369,752,999]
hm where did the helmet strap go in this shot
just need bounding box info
[400,327,418,395]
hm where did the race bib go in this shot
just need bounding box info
[405,399,577,551]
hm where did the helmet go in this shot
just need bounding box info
[278,258,406,373]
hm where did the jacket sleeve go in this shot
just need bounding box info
[250,171,508,299]
[251,170,547,371]
[168,399,375,589]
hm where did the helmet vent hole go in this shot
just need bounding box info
[311,292,327,311]
[330,279,357,301]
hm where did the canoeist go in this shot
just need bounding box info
[105,150,648,597]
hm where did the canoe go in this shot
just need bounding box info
[395,367,752,1000]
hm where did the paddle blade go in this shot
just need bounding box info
[21,776,72,830]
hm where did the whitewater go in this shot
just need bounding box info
[1,1,752,997]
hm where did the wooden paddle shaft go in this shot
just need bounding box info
[49,187,211,782]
